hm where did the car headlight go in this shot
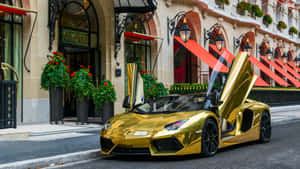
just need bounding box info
[164,120,187,131]
[103,121,112,130]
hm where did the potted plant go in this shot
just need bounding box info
[41,51,69,124]
[251,4,263,18]
[237,1,251,16]
[289,26,298,36]
[70,66,94,124]
[277,21,287,31]
[92,80,116,123]
[263,14,273,27]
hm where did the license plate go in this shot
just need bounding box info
[134,131,148,136]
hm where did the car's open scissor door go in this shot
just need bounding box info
[218,52,257,124]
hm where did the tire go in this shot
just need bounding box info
[201,119,219,157]
[259,111,272,143]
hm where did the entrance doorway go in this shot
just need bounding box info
[58,0,100,121]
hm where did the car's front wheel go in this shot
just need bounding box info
[259,111,271,143]
[201,119,219,157]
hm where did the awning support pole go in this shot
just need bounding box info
[24,12,38,73]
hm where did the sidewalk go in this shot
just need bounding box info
[0,105,300,169]
[0,123,102,168]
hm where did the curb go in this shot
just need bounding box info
[0,149,101,169]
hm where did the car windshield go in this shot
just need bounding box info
[134,57,230,114]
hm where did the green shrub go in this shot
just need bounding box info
[237,1,252,14]
[277,21,287,30]
[41,51,69,90]
[289,26,298,35]
[169,83,209,95]
[263,14,273,26]
[251,4,263,17]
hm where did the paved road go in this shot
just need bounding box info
[53,120,300,169]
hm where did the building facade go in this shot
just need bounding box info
[1,0,300,124]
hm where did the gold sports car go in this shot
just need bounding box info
[100,52,271,156]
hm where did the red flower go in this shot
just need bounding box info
[104,82,108,86]
[56,62,59,65]
[48,62,51,65]
[154,86,157,89]
[62,60,65,63]
[67,66,70,68]
[88,73,92,77]
[88,65,91,69]
[51,60,55,63]
[52,51,58,55]
[60,52,63,55]
[80,65,83,68]
[59,57,62,60]
[70,72,76,77]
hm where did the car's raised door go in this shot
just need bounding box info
[218,52,257,124]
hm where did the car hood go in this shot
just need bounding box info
[106,111,202,136]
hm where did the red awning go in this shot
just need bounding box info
[274,58,300,80]
[249,55,290,86]
[260,56,300,87]
[0,3,35,15]
[174,36,229,73]
[287,62,300,72]
[255,73,270,87]
[124,32,156,41]
[209,44,235,63]
[209,45,269,87]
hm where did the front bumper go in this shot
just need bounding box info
[100,131,202,156]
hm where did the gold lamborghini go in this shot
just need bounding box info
[100,52,271,156]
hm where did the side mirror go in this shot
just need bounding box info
[123,95,131,109]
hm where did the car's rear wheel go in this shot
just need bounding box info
[201,119,219,157]
[259,111,271,143]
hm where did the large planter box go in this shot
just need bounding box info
[249,89,300,106]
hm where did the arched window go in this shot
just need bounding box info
[58,0,100,118]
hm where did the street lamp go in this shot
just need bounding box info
[282,52,288,64]
[215,33,224,51]
[179,18,191,43]
[245,39,252,56]
[266,48,273,60]
[295,55,300,67]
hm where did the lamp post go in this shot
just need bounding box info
[179,18,191,43]
[295,55,300,67]
[282,52,288,64]
[245,40,252,56]
[216,34,224,51]
[266,48,273,60]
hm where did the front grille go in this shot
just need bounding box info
[153,137,183,152]
[100,137,114,152]
[112,147,150,155]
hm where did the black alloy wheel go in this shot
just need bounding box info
[259,111,272,143]
[201,119,219,157]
